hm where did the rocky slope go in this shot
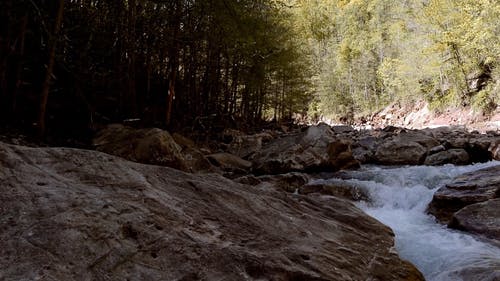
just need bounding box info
[0,142,423,281]
[357,101,500,133]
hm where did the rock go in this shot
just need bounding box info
[0,142,424,280]
[467,137,493,163]
[445,137,469,149]
[252,124,359,174]
[351,136,379,163]
[375,140,427,165]
[222,128,245,143]
[397,131,440,149]
[327,139,360,170]
[226,131,274,159]
[424,149,470,166]
[299,179,369,201]
[351,146,373,163]
[429,145,446,154]
[452,267,500,281]
[428,165,500,224]
[172,132,197,148]
[182,147,214,173]
[449,199,500,241]
[256,172,311,193]
[93,124,188,171]
[233,175,262,186]
[489,138,500,160]
[331,125,354,134]
[422,126,467,139]
[382,125,402,133]
[172,133,214,173]
[206,153,252,177]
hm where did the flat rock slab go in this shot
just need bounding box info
[428,165,500,224]
[0,142,423,281]
[449,199,500,241]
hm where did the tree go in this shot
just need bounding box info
[38,0,65,138]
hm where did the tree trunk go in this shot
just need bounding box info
[127,0,137,117]
[38,0,65,138]
[12,15,28,114]
[450,43,470,100]
[166,0,181,126]
[0,0,12,117]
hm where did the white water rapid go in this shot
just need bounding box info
[317,162,500,281]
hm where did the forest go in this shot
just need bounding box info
[0,0,498,142]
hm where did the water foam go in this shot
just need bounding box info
[321,162,500,280]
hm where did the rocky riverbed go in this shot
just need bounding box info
[1,122,499,280]
[0,142,423,281]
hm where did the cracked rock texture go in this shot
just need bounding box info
[0,142,422,281]
[428,165,500,224]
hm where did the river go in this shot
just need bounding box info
[315,162,500,281]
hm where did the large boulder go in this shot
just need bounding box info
[449,199,500,241]
[466,136,494,163]
[374,131,439,165]
[375,140,427,165]
[327,139,361,171]
[424,149,470,166]
[206,152,252,178]
[225,130,274,159]
[93,124,188,171]
[351,136,379,163]
[428,165,500,224]
[0,142,423,281]
[399,130,440,149]
[252,124,359,174]
[172,133,215,173]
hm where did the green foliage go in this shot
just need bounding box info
[291,0,499,119]
[472,88,497,114]
[1,0,498,134]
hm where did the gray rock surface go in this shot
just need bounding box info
[428,165,500,224]
[424,149,470,166]
[172,133,215,173]
[299,180,369,201]
[449,199,500,241]
[375,139,427,165]
[372,130,440,166]
[252,124,359,174]
[0,142,423,281]
[327,139,361,171]
[351,135,379,163]
[254,172,311,193]
[490,139,500,160]
[345,127,497,166]
[466,136,495,163]
[224,129,276,159]
[207,153,252,171]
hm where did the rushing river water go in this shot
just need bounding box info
[317,162,500,281]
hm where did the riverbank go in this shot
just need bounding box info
[1,122,499,280]
[356,101,500,133]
